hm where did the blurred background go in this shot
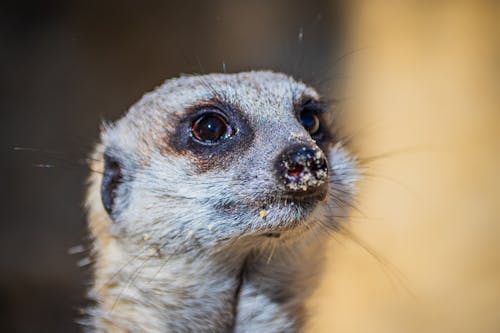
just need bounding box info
[1,1,499,332]
[310,2,500,333]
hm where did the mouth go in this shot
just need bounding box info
[251,187,328,235]
[279,187,328,202]
[259,185,328,208]
[256,199,321,239]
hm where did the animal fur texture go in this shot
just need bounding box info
[85,71,358,332]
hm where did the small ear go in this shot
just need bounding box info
[101,152,123,217]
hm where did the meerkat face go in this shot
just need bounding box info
[98,71,357,251]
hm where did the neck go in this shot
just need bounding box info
[86,229,326,333]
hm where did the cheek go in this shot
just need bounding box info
[326,144,359,205]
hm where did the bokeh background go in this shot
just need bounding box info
[310,3,500,333]
[1,1,499,332]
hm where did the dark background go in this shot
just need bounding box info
[0,1,342,331]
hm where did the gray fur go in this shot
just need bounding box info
[85,71,358,332]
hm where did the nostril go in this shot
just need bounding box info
[287,163,304,178]
[311,156,328,173]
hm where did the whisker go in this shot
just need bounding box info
[107,239,173,314]
[109,255,152,313]
[338,226,416,298]
[360,172,421,200]
[358,145,440,166]
[97,242,163,295]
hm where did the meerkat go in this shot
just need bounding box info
[84,71,358,332]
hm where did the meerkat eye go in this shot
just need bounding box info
[300,108,320,135]
[191,112,233,143]
[300,110,320,134]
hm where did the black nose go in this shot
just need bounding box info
[278,145,328,192]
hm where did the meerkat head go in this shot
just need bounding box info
[92,71,357,254]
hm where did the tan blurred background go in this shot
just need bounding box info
[2,1,500,332]
[311,2,500,333]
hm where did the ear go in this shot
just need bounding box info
[101,152,123,217]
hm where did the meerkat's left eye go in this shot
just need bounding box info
[300,109,320,135]
[191,112,233,143]
[299,100,323,136]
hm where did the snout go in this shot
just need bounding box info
[277,144,328,193]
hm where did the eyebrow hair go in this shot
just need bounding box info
[184,97,245,121]
[296,96,328,114]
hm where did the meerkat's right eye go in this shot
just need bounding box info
[191,112,233,143]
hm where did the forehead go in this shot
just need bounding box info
[132,71,319,121]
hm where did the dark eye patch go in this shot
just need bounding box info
[168,100,254,173]
[295,97,333,150]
